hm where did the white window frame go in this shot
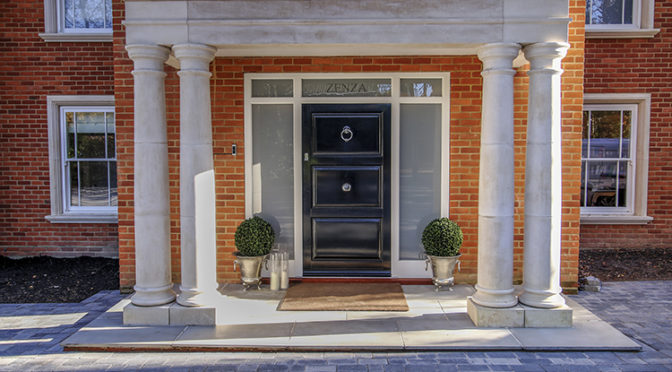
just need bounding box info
[586,0,660,39]
[581,94,652,225]
[46,96,117,223]
[244,73,450,278]
[39,0,113,42]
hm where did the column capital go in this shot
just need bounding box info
[173,43,216,72]
[523,42,570,71]
[476,43,521,72]
[126,44,170,71]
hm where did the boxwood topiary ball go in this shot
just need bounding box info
[421,217,463,257]
[234,216,275,256]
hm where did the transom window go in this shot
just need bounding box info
[581,105,637,213]
[61,0,112,32]
[61,107,117,211]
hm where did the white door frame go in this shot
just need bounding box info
[244,73,450,278]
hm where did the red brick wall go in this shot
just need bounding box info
[0,1,118,257]
[113,5,584,290]
[581,0,672,249]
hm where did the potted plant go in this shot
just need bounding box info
[233,216,275,290]
[422,217,463,291]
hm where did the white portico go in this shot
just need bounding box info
[122,0,573,327]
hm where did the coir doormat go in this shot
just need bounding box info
[277,282,409,311]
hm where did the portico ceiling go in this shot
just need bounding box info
[124,0,571,57]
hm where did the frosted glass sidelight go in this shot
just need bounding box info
[399,104,442,260]
[251,80,293,97]
[252,104,294,259]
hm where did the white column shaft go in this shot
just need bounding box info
[173,44,218,307]
[126,44,175,307]
[520,42,569,308]
[472,43,521,308]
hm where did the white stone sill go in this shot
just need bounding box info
[46,214,118,224]
[38,33,113,43]
[585,28,660,39]
[580,215,653,225]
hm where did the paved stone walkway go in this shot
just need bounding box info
[0,281,670,371]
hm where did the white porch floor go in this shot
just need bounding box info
[62,284,640,352]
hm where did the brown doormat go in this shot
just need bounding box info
[277,282,409,311]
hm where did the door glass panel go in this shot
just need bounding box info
[252,104,294,259]
[302,79,391,97]
[399,104,442,260]
[252,80,293,97]
[400,79,442,97]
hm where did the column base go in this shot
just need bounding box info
[519,290,566,309]
[131,284,176,307]
[467,298,573,328]
[521,303,573,328]
[467,297,524,327]
[123,302,217,326]
[471,285,518,308]
[176,285,220,307]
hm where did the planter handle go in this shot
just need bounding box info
[233,259,239,272]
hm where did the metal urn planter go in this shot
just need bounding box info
[425,254,461,291]
[233,252,269,291]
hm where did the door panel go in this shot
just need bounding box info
[313,166,381,207]
[303,104,391,276]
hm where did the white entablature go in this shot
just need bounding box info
[124,0,570,57]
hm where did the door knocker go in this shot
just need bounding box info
[341,182,352,192]
[340,125,353,143]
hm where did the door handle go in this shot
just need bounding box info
[304,152,309,162]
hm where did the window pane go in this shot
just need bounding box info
[72,0,107,29]
[621,110,631,158]
[105,0,112,28]
[580,161,587,207]
[109,162,117,206]
[400,79,442,97]
[582,111,589,158]
[78,161,109,206]
[76,112,106,158]
[69,161,79,207]
[106,112,115,158]
[399,104,442,260]
[618,161,628,207]
[585,160,619,207]
[589,0,633,25]
[252,104,294,259]
[302,79,391,97]
[252,80,293,97]
[589,110,621,158]
[64,0,74,28]
[66,111,76,159]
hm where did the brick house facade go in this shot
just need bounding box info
[0,0,665,298]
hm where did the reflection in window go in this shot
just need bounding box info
[62,107,116,209]
[581,107,634,209]
[63,0,112,31]
[586,0,634,25]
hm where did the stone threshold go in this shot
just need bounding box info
[62,284,641,352]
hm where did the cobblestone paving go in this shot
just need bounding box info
[0,282,671,371]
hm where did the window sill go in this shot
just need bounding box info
[39,33,113,43]
[585,28,660,39]
[580,215,653,225]
[46,214,118,224]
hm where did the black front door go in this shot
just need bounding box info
[302,104,391,276]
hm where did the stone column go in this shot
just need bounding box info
[173,44,218,307]
[126,44,175,307]
[520,42,570,308]
[471,43,521,308]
